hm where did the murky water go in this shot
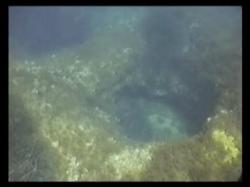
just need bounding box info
[9,7,242,181]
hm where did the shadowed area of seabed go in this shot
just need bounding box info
[115,97,189,142]
[112,72,219,143]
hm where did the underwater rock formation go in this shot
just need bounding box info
[9,7,241,181]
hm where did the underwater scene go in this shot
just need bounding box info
[9,6,242,181]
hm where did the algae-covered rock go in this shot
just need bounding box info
[9,7,241,181]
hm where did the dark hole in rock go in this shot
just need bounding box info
[113,70,219,143]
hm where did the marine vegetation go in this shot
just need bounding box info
[9,7,242,181]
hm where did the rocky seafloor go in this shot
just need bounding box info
[9,7,242,181]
